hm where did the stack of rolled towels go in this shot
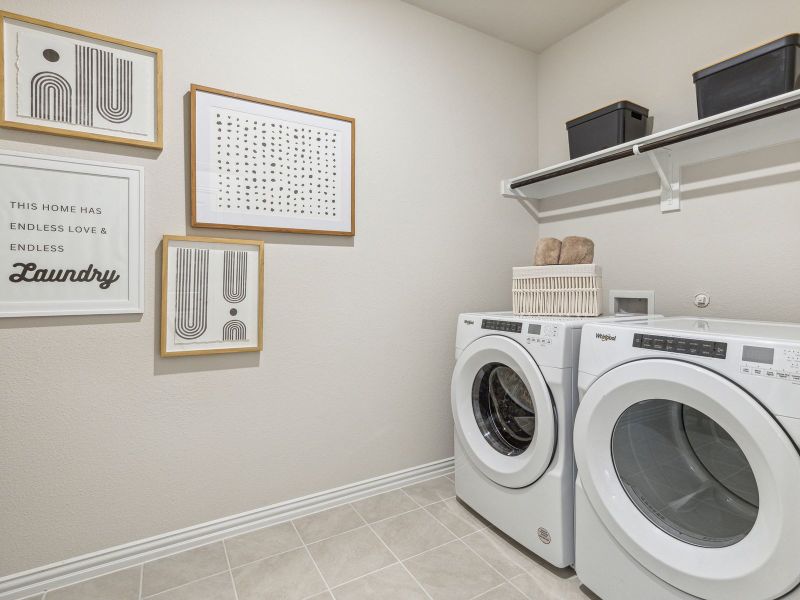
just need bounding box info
[534,236,594,266]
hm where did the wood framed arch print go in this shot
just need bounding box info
[0,11,163,149]
[191,84,355,236]
[161,235,264,357]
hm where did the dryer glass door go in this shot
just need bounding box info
[574,359,800,600]
[452,335,556,489]
[612,399,758,549]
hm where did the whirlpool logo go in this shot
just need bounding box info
[595,333,617,342]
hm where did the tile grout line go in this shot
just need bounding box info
[310,533,464,594]
[290,520,335,598]
[216,542,306,572]
[348,493,439,600]
[202,491,463,576]
[468,581,507,600]
[391,537,459,565]
[325,561,401,593]
[363,518,435,600]
[140,569,231,599]
[200,503,430,577]
[338,479,460,599]
[295,499,437,549]
[420,495,490,539]
[399,486,425,508]
[221,539,241,600]
[424,503,526,597]
[506,574,534,599]
[318,506,373,600]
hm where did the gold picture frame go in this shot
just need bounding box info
[191,84,355,235]
[160,235,264,357]
[0,11,163,149]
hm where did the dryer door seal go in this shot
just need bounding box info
[452,335,556,489]
[574,358,800,600]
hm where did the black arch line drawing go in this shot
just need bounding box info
[222,250,247,303]
[30,43,133,128]
[30,71,72,122]
[222,319,247,341]
[174,248,209,340]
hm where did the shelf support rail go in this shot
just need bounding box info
[637,146,680,213]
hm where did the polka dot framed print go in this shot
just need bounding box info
[191,84,355,236]
[160,235,264,357]
[0,11,163,149]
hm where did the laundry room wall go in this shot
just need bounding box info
[0,0,539,575]
[535,0,800,321]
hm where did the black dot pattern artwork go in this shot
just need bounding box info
[213,109,340,219]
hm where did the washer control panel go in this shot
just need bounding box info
[481,319,522,333]
[740,345,800,384]
[525,322,558,346]
[633,333,727,359]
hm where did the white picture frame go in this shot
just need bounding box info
[191,85,355,236]
[0,150,144,317]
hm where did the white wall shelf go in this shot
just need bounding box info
[502,89,800,217]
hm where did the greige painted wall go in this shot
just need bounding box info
[536,0,800,321]
[0,0,538,575]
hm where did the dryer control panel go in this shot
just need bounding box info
[633,333,727,359]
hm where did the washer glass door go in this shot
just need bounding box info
[472,363,537,456]
[452,335,556,489]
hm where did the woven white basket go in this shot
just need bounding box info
[512,264,602,317]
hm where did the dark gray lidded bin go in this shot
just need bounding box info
[565,101,649,160]
[693,34,800,119]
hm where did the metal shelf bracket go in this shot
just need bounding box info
[643,147,680,213]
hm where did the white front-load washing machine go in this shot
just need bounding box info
[574,317,800,600]
[451,311,646,568]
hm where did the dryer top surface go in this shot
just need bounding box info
[592,316,800,344]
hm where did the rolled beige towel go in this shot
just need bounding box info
[534,238,562,265]
[559,236,595,264]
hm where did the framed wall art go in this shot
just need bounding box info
[191,84,355,236]
[0,11,163,148]
[161,235,264,357]
[0,150,144,317]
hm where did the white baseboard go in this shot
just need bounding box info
[0,457,454,600]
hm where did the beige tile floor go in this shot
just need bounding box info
[27,474,600,600]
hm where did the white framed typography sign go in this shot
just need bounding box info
[0,150,144,317]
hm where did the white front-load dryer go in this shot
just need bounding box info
[452,311,647,568]
[574,317,800,600]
